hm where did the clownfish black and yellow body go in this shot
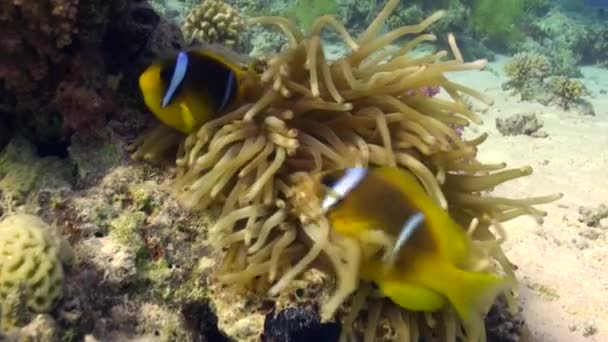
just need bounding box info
[319,167,513,337]
[139,46,250,134]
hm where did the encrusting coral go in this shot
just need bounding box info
[132,0,562,340]
[182,0,245,48]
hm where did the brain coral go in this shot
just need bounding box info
[0,214,65,313]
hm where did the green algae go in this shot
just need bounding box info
[68,131,122,180]
[109,211,147,259]
[0,139,43,204]
[128,181,162,214]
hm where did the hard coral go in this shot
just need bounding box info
[0,214,67,314]
[133,0,561,340]
[503,52,552,101]
[182,0,245,49]
[504,52,552,85]
[547,75,587,110]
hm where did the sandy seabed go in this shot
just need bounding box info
[449,57,608,342]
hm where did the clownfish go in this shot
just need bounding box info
[139,46,250,134]
[320,167,513,335]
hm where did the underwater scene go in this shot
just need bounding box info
[0,0,607,341]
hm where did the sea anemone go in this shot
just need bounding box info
[132,0,561,340]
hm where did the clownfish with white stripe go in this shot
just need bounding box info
[319,167,513,336]
[138,45,251,134]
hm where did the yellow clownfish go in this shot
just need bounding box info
[319,167,513,335]
[138,46,249,134]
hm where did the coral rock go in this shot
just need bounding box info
[495,113,544,137]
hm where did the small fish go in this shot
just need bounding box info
[139,46,248,134]
[320,167,512,333]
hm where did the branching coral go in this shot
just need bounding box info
[182,0,245,48]
[132,0,561,340]
[503,52,552,101]
[504,52,552,86]
[547,75,587,110]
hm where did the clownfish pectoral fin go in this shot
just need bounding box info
[162,51,189,108]
[179,102,196,133]
[384,212,425,266]
[218,69,236,112]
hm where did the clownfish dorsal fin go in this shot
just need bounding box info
[384,212,425,266]
[218,69,235,112]
[321,168,368,213]
[162,51,189,108]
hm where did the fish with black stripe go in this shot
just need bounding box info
[139,45,254,134]
[319,167,513,336]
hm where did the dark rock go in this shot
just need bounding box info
[0,113,11,150]
[569,99,595,116]
[102,0,161,74]
[182,302,232,342]
[578,204,608,227]
[485,297,527,342]
[261,307,341,342]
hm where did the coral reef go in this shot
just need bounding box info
[503,53,595,114]
[131,0,561,340]
[0,133,229,340]
[285,0,338,33]
[524,9,608,76]
[0,214,70,327]
[0,0,161,151]
[182,0,245,49]
[470,0,525,51]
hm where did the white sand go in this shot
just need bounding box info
[447,57,608,342]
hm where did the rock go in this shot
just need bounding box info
[578,228,603,240]
[75,237,137,285]
[578,204,608,227]
[569,99,595,116]
[18,314,60,342]
[182,302,231,342]
[582,321,597,337]
[495,113,544,137]
[261,307,341,342]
